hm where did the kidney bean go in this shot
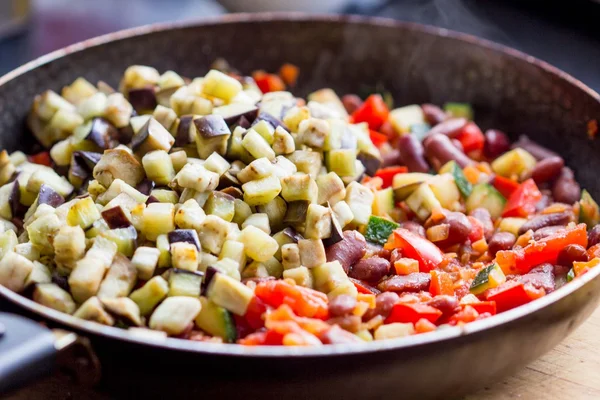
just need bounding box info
[530,156,564,184]
[362,292,400,321]
[349,256,391,283]
[377,272,431,293]
[488,232,516,256]
[484,129,511,158]
[535,192,552,212]
[515,265,555,293]
[588,225,600,247]
[427,295,460,316]
[553,264,571,276]
[428,117,468,138]
[557,244,588,266]
[381,148,402,168]
[398,134,430,173]
[529,263,554,274]
[326,231,367,273]
[424,133,474,169]
[399,220,426,238]
[328,295,357,317]
[422,103,447,125]
[451,139,464,152]
[432,212,471,248]
[469,208,494,240]
[552,167,581,204]
[532,225,566,240]
[518,212,572,235]
[341,94,363,114]
[512,135,559,160]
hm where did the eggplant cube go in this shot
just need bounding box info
[121,65,160,91]
[93,148,145,188]
[317,172,346,205]
[131,246,161,280]
[237,158,275,184]
[174,199,206,231]
[33,283,77,314]
[101,297,143,326]
[345,182,374,226]
[197,215,231,255]
[281,243,301,270]
[175,163,219,192]
[272,126,296,155]
[62,77,98,105]
[73,297,115,326]
[132,118,175,156]
[283,266,313,289]
[204,192,235,222]
[149,296,201,335]
[53,225,87,271]
[203,153,231,176]
[152,105,178,131]
[242,175,282,206]
[0,252,34,293]
[170,242,199,272]
[241,213,271,234]
[142,203,175,241]
[201,69,243,102]
[142,150,175,186]
[97,254,138,299]
[104,93,133,129]
[281,173,318,203]
[192,115,231,159]
[298,239,327,269]
[129,276,169,316]
[239,225,278,262]
[304,204,332,240]
[242,129,275,161]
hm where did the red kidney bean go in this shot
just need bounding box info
[432,212,472,248]
[327,315,362,333]
[349,256,391,283]
[427,295,460,316]
[326,231,367,273]
[428,117,468,138]
[518,212,572,235]
[341,94,363,114]
[328,295,357,317]
[553,264,571,276]
[424,133,474,169]
[530,156,564,184]
[422,103,447,125]
[535,191,552,212]
[515,265,555,293]
[389,248,403,265]
[532,225,566,240]
[451,139,464,152]
[399,220,426,237]
[469,208,494,240]
[557,244,588,266]
[377,272,431,293]
[362,292,400,321]
[529,263,554,274]
[488,232,516,256]
[552,167,581,204]
[512,135,559,160]
[398,134,430,173]
[381,148,402,168]
[588,225,600,247]
[484,129,511,158]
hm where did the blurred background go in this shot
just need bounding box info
[1,0,600,92]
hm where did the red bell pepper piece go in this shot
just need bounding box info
[587,243,600,260]
[369,129,389,148]
[242,296,268,330]
[414,318,438,334]
[385,228,444,272]
[502,179,542,218]
[28,151,52,167]
[252,70,286,93]
[349,277,381,294]
[374,166,408,189]
[238,329,285,346]
[495,223,588,274]
[492,175,520,199]
[467,301,497,316]
[385,302,443,324]
[429,270,454,296]
[467,216,484,243]
[448,305,480,325]
[255,280,329,319]
[486,280,545,313]
[351,94,389,131]
[456,122,484,153]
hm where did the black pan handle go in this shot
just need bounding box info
[0,312,58,394]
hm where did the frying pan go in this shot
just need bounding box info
[1,13,600,400]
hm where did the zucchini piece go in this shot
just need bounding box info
[142,203,175,242]
[443,102,473,120]
[491,148,536,178]
[0,252,34,293]
[149,296,202,335]
[388,105,425,134]
[345,182,374,226]
[204,192,235,222]
[195,297,237,342]
[201,69,242,101]
[242,175,282,206]
[365,216,399,245]
[205,272,253,316]
[466,183,506,219]
[312,260,350,294]
[579,189,600,229]
[242,129,276,161]
[428,174,461,211]
[33,283,76,314]
[405,183,441,221]
[99,226,138,258]
[168,268,204,298]
[497,217,527,236]
[256,197,287,232]
[129,276,169,316]
[372,187,394,216]
[440,160,472,198]
[281,174,318,203]
[97,254,138,299]
[142,150,175,186]
[469,263,506,295]
[326,149,357,177]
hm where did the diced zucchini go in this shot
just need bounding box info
[256,197,287,232]
[131,246,160,280]
[149,296,202,335]
[428,174,461,211]
[579,189,600,229]
[142,203,175,241]
[156,234,171,268]
[498,217,527,236]
[465,183,506,219]
[491,148,536,178]
[312,260,350,294]
[0,252,34,293]
[168,268,204,297]
[326,149,357,177]
[67,197,101,229]
[440,160,472,198]
[345,182,374,226]
[204,192,235,222]
[298,238,326,268]
[219,240,246,271]
[365,215,399,245]
[232,198,253,227]
[388,105,425,134]
[239,225,278,262]
[203,153,231,176]
[372,187,394,216]
[443,102,473,120]
[206,272,253,316]
[195,297,237,342]
[130,275,169,316]
[142,150,175,186]
[97,254,138,299]
[406,183,441,221]
[33,283,76,314]
[242,129,276,161]
[469,264,506,295]
[202,69,242,101]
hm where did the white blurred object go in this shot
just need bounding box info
[217,0,355,13]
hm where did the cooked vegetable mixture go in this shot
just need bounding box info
[1,60,598,346]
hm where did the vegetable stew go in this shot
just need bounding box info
[0,60,597,346]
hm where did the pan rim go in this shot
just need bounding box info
[1,12,599,357]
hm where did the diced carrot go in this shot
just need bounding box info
[463,165,481,184]
[278,63,299,87]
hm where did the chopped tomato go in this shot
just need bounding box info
[467,301,497,316]
[239,330,284,346]
[492,175,520,199]
[467,216,484,243]
[349,277,380,295]
[415,318,437,334]
[255,280,329,319]
[385,228,444,272]
[456,122,484,153]
[495,223,588,274]
[502,179,542,218]
[486,280,545,312]
[252,70,286,93]
[374,166,408,188]
[385,302,443,324]
[278,63,299,87]
[266,305,330,336]
[28,151,52,166]
[351,94,389,131]
[587,243,600,259]
[429,270,454,296]
[243,296,268,330]
[369,129,389,148]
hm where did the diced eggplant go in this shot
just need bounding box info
[195,297,237,342]
[357,151,382,176]
[68,237,118,302]
[168,229,201,250]
[242,129,276,161]
[167,268,204,297]
[33,283,76,314]
[74,296,115,326]
[66,196,100,229]
[283,266,314,288]
[131,118,175,156]
[205,272,253,316]
[135,179,154,196]
[54,225,87,272]
[281,243,301,270]
[239,225,278,262]
[197,215,231,255]
[128,87,157,112]
[304,203,332,240]
[345,182,374,226]
[256,196,287,232]
[27,213,62,255]
[193,115,231,159]
[284,200,310,225]
[96,179,148,205]
[312,260,351,294]
[217,174,241,192]
[323,206,344,247]
[281,174,318,203]
[131,246,160,281]
[174,199,206,231]
[219,240,246,271]
[174,115,194,147]
[101,297,143,326]
[26,168,74,198]
[253,111,288,131]
[298,238,327,268]
[204,192,235,222]
[0,252,34,292]
[129,275,169,316]
[287,151,322,179]
[242,175,281,206]
[142,202,175,242]
[85,118,119,150]
[317,172,346,205]
[97,253,138,299]
[213,103,258,126]
[202,69,242,102]
[149,296,201,335]
[104,93,134,129]
[142,150,175,186]
[100,226,138,258]
[93,148,145,188]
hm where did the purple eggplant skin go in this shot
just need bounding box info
[136,179,155,196]
[86,118,119,149]
[219,187,243,199]
[194,115,231,138]
[130,120,151,151]
[175,115,194,147]
[281,227,303,243]
[322,210,344,247]
[9,180,22,218]
[128,87,158,112]
[284,201,310,225]
[201,266,219,296]
[38,184,65,207]
[252,111,288,131]
[220,106,258,126]
[216,172,241,190]
[117,124,135,144]
[101,206,132,229]
[73,151,102,170]
[233,115,252,129]
[357,151,382,176]
[168,229,201,250]
[145,195,160,205]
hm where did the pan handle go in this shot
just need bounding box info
[0,312,58,394]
